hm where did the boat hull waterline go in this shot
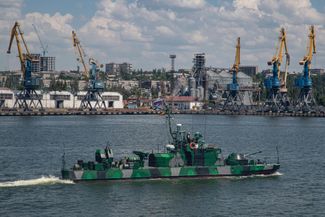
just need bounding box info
[62,164,280,181]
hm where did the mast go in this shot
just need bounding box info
[165,104,175,140]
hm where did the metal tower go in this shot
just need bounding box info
[192,53,207,100]
[263,28,290,112]
[169,54,176,72]
[7,21,43,111]
[295,25,317,113]
[223,37,244,112]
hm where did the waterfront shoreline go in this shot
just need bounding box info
[0,109,324,117]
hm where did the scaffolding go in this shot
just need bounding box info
[192,53,207,100]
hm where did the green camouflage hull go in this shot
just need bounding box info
[61,164,280,181]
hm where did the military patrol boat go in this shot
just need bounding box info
[61,113,280,181]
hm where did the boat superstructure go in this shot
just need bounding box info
[61,110,280,181]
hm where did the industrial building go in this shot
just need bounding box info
[206,69,253,89]
[239,65,258,76]
[0,88,14,108]
[31,54,41,72]
[164,96,203,110]
[105,62,132,76]
[75,91,123,109]
[172,63,256,106]
[40,56,55,71]
[0,75,6,87]
[43,91,73,108]
[30,53,56,73]
[0,89,123,109]
[105,63,119,75]
[310,68,325,75]
[206,69,254,105]
[119,80,139,90]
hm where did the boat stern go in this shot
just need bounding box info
[61,169,75,180]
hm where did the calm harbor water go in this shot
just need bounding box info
[0,114,324,217]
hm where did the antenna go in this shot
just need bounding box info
[32,24,48,57]
[61,143,66,170]
[276,145,280,164]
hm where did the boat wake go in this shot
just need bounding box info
[232,171,284,179]
[199,172,283,180]
[254,171,283,177]
[0,176,74,188]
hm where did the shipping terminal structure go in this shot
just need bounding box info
[2,21,322,114]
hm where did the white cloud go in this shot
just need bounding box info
[233,0,260,10]
[1,0,325,71]
[161,0,206,9]
[186,31,208,44]
[0,0,22,20]
[24,12,73,36]
[97,0,133,20]
[156,25,175,36]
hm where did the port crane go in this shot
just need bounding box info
[295,25,316,112]
[72,31,106,110]
[32,24,48,57]
[223,37,244,111]
[263,28,290,112]
[7,21,43,111]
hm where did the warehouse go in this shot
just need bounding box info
[0,88,14,108]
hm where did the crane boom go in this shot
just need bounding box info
[299,25,316,74]
[281,52,290,92]
[7,21,31,79]
[231,37,240,79]
[265,27,289,93]
[279,28,290,92]
[32,24,48,57]
[72,30,88,78]
[268,28,289,76]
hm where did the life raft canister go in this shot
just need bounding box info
[190,142,198,149]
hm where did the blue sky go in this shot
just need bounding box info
[1,0,325,72]
[22,0,97,28]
